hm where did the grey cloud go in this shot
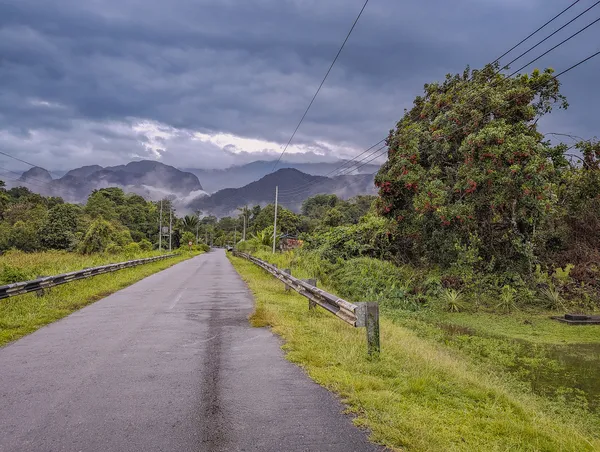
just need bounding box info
[0,0,598,172]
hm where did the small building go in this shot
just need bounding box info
[279,234,303,251]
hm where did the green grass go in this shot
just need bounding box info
[0,250,202,346]
[230,254,600,452]
[0,249,178,284]
[427,312,600,345]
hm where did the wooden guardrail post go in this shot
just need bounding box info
[356,302,380,356]
[302,279,317,310]
[283,268,291,292]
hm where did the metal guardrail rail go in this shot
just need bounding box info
[233,251,380,355]
[0,254,177,300]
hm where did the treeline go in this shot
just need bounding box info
[0,184,207,254]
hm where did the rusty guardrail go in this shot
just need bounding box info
[0,254,177,300]
[233,251,380,355]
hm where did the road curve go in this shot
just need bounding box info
[0,249,382,452]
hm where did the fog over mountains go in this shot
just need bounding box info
[10,159,379,216]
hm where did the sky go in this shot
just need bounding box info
[0,0,598,173]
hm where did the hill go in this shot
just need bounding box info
[187,168,376,216]
[183,160,379,193]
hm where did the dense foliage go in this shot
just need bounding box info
[0,184,207,254]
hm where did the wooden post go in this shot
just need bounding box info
[302,279,317,310]
[365,302,380,356]
[283,268,291,292]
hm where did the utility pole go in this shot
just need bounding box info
[273,186,278,254]
[169,206,172,252]
[234,225,237,249]
[243,214,247,241]
[243,205,247,241]
[195,210,201,245]
[159,200,163,251]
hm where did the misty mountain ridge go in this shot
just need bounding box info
[11,160,205,205]
[9,160,378,216]
[187,168,377,217]
[182,159,379,193]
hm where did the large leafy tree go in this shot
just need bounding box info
[41,204,83,250]
[375,65,568,271]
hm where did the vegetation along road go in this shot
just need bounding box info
[0,249,382,452]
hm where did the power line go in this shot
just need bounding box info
[503,1,600,70]
[554,48,600,76]
[271,0,371,173]
[0,150,40,169]
[492,0,583,64]
[509,16,600,76]
[277,138,386,196]
[278,144,387,199]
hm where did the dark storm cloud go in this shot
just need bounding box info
[0,0,598,171]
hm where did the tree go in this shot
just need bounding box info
[9,221,41,251]
[375,65,567,271]
[41,204,82,250]
[252,204,301,235]
[79,218,117,254]
[181,215,199,233]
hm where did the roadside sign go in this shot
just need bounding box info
[188,241,193,246]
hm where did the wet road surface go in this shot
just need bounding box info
[0,249,382,451]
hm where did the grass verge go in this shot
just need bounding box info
[229,254,600,452]
[0,250,202,346]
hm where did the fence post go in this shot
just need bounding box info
[365,302,380,356]
[283,268,291,292]
[302,278,317,310]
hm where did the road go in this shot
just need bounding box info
[0,249,382,452]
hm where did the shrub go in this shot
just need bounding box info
[496,285,517,313]
[439,289,467,312]
[124,242,141,257]
[138,239,153,251]
[105,243,123,255]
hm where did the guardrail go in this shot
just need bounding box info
[0,254,177,300]
[233,251,380,355]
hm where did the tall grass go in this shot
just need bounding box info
[230,254,600,451]
[0,249,172,284]
[0,250,202,346]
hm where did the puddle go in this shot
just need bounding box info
[436,322,600,413]
[438,322,476,336]
[512,342,600,412]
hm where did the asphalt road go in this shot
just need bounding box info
[0,249,382,452]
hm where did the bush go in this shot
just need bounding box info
[105,243,123,255]
[329,257,417,310]
[304,215,396,263]
[124,242,141,257]
[79,219,116,254]
[138,239,153,251]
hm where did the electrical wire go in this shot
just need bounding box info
[271,0,371,172]
[509,16,600,76]
[502,0,600,70]
[492,0,583,64]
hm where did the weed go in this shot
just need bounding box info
[538,286,566,311]
[496,285,517,313]
[439,288,467,312]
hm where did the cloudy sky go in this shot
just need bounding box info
[0,0,598,172]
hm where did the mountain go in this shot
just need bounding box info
[64,165,103,179]
[17,160,204,203]
[187,168,377,216]
[183,160,380,193]
[19,167,53,184]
